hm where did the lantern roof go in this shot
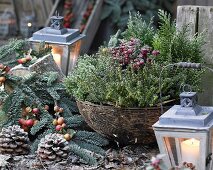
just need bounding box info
[154,91,213,129]
[29,15,85,45]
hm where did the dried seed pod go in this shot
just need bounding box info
[37,133,69,162]
[0,125,30,155]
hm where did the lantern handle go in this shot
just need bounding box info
[181,84,192,93]
[159,62,207,114]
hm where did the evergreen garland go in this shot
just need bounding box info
[0,70,108,165]
[0,39,51,68]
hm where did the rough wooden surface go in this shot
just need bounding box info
[81,0,103,54]
[198,6,213,64]
[29,54,65,80]
[10,54,65,81]
[176,5,213,106]
[176,6,198,37]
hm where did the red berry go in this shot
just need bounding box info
[4,66,10,72]
[18,118,26,125]
[0,76,6,83]
[32,108,39,114]
[0,63,4,69]
[22,125,29,132]
[152,50,160,56]
[139,61,144,65]
[61,123,66,128]
[59,108,64,113]
[26,119,34,127]
[127,49,133,54]
[44,105,49,111]
[25,107,32,113]
[17,59,22,64]
[56,125,62,131]
[57,117,64,125]
[26,56,32,61]
[54,105,60,112]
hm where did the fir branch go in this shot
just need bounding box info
[72,140,106,155]
[47,87,61,101]
[0,39,28,61]
[122,12,155,46]
[41,72,59,86]
[69,141,97,165]
[66,115,85,128]
[59,97,79,113]
[75,131,109,146]
[30,118,49,135]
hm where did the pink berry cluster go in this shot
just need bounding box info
[110,38,160,70]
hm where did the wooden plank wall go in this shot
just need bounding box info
[178,0,213,6]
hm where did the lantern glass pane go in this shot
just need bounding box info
[51,44,64,68]
[163,137,201,168]
[163,137,179,166]
[68,40,82,74]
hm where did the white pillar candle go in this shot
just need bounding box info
[181,138,200,168]
[52,53,61,67]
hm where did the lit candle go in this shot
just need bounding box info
[52,53,61,67]
[181,138,200,168]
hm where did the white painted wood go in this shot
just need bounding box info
[154,129,209,170]
[154,131,172,168]
[175,138,183,165]
[164,137,176,166]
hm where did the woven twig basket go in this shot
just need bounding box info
[77,101,169,145]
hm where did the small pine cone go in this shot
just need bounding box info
[37,133,69,162]
[0,125,30,155]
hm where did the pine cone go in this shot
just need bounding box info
[0,125,30,155]
[37,133,69,162]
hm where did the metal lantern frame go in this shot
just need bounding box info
[153,62,213,170]
[29,15,85,76]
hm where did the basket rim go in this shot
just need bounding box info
[77,100,170,111]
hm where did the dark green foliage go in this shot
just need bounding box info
[73,140,105,155]
[0,39,28,62]
[1,71,108,165]
[101,0,176,29]
[122,12,155,46]
[153,10,205,96]
[0,39,51,68]
[75,131,109,146]
[66,115,85,128]
[69,141,98,165]
[65,11,205,108]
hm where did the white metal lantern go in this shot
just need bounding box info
[153,85,213,170]
[29,15,85,76]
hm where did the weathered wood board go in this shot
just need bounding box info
[176,6,213,106]
[177,6,213,64]
[80,0,103,53]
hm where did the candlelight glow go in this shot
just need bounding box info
[52,53,61,67]
[181,138,200,168]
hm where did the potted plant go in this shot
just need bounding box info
[64,10,205,145]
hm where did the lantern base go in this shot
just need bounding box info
[159,105,213,127]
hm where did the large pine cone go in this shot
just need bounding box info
[0,125,30,155]
[37,133,69,161]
